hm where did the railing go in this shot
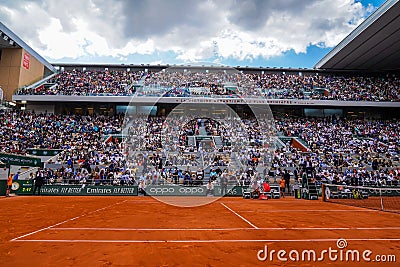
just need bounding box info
[17,167,39,180]
[16,72,58,94]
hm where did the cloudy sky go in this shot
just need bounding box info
[0,0,386,68]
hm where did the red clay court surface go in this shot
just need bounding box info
[0,196,399,266]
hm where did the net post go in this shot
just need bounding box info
[321,183,326,202]
[379,188,384,211]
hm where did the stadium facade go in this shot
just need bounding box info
[8,62,400,119]
[0,22,55,103]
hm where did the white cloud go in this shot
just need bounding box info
[150,60,163,65]
[36,18,87,59]
[0,0,377,63]
[26,16,156,60]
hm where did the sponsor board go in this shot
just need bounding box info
[0,180,7,195]
[145,185,207,196]
[0,153,42,167]
[214,185,246,196]
[215,185,281,197]
[23,52,30,70]
[324,184,400,197]
[146,185,282,197]
[366,187,400,196]
[11,182,138,196]
[12,180,33,195]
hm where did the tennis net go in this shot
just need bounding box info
[322,184,400,213]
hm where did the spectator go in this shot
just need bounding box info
[18,69,400,102]
[221,170,229,196]
[6,173,13,197]
[13,171,20,181]
[33,169,45,195]
[283,170,291,195]
[279,177,286,198]
[206,180,214,196]
[138,180,147,196]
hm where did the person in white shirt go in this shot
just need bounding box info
[206,180,214,196]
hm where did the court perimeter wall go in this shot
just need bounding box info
[8,181,281,197]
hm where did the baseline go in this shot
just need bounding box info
[49,226,400,231]
[12,238,400,243]
[236,209,380,213]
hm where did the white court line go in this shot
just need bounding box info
[12,238,400,243]
[52,227,253,231]
[49,227,400,231]
[221,203,258,229]
[237,209,378,213]
[10,200,128,242]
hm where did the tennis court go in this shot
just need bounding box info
[1,196,399,266]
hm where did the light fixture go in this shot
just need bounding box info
[9,39,14,46]
[3,35,8,41]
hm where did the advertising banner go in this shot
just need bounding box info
[145,185,207,196]
[145,185,279,197]
[0,153,42,167]
[23,52,30,70]
[11,181,138,196]
[213,185,247,196]
[0,180,7,195]
[11,180,33,195]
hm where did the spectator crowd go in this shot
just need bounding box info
[17,69,145,96]
[5,65,400,189]
[2,108,398,188]
[16,69,400,102]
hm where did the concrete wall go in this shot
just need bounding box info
[0,48,44,101]
[0,48,22,101]
[26,104,55,114]
[18,49,45,90]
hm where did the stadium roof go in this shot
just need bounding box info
[0,22,56,73]
[315,0,400,71]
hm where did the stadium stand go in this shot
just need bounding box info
[17,69,145,96]
[1,107,398,188]
[15,69,400,101]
